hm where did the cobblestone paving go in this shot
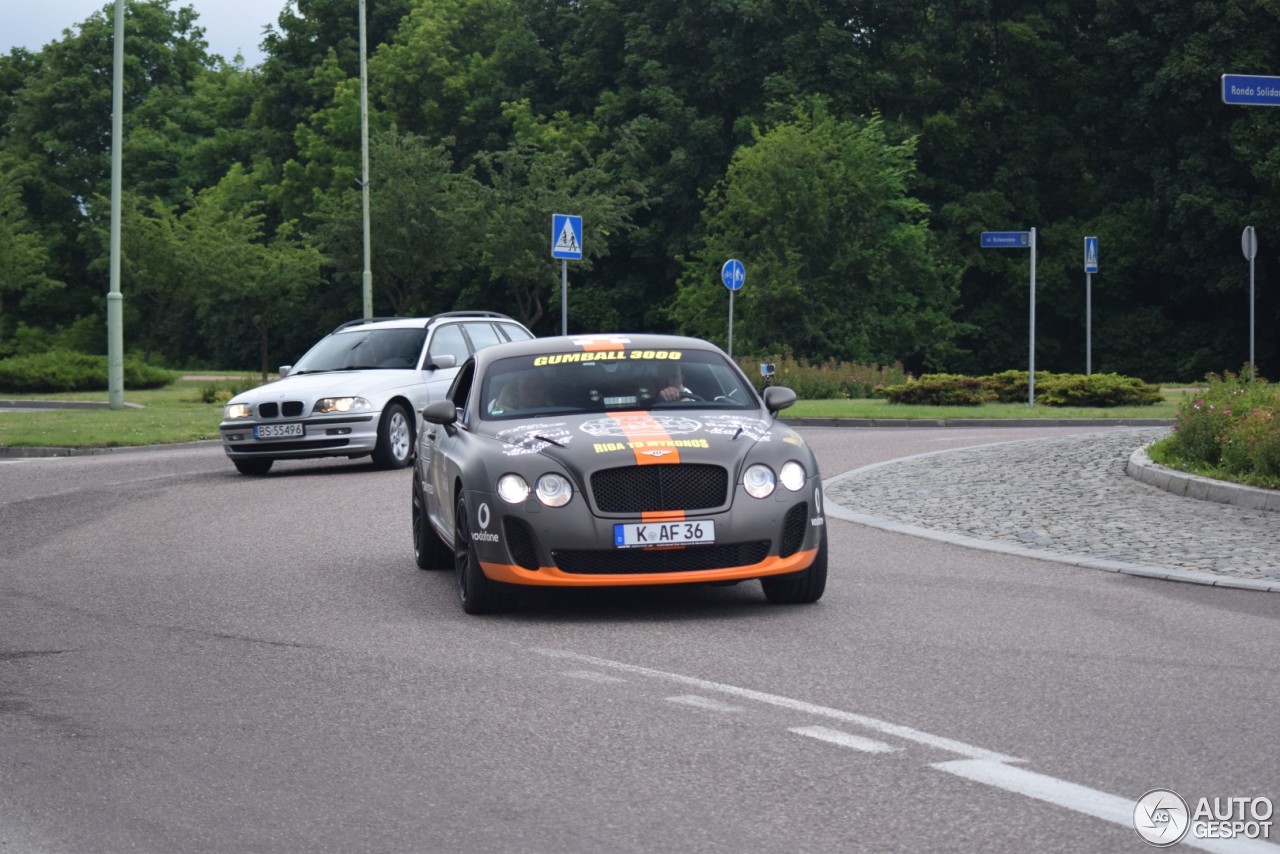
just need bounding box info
[823,428,1280,585]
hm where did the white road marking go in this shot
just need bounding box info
[561,669,626,683]
[790,726,899,754]
[534,648,1018,762]
[667,695,744,713]
[934,760,1280,853]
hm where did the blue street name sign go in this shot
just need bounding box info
[981,231,1031,249]
[721,258,746,291]
[551,214,583,260]
[1221,74,1280,107]
[1084,236,1099,273]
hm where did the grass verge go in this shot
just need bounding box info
[0,376,253,448]
[0,379,1184,450]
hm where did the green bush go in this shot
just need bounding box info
[879,373,990,405]
[0,350,176,393]
[982,370,1049,403]
[735,354,906,399]
[1037,372,1163,407]
[879,370,1162,407]
[1158,371,1280,480]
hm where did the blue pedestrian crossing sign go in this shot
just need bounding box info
[1084,236,1099,273]
[551,214,583,260]
[721,258,746,291]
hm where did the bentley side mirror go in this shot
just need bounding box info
[762,385,796,414]
[421,400,458,426]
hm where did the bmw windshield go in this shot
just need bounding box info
[290,328,427,373]
[480,348,758,420]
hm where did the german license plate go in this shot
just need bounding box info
[614,520,715,549]
[254,423,303,439]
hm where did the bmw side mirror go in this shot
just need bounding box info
[421,400,458,426]
[426,355,457,370]
[762,385,796,414]
[279,364,292,378]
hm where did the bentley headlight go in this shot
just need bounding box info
[780,461,806,492]
[225,403,253,420]
[497,474,530,504]
[535,473,573,507]
[313,396,371,414]
[743,464,776,499]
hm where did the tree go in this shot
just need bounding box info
[672,99,963,370]
[310,129,483,317]
[467,102,647,334]
[0,162,58,353]
[183,168,324,376]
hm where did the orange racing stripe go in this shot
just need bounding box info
[607,410,682,466]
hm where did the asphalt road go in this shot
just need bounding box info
[1,429,1277,853]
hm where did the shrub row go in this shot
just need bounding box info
[0,350,176,393]
[1153,371,1280,485]
[877,371,1163,407]
[736,354,906,399]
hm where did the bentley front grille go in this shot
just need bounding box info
[590,464,728,513]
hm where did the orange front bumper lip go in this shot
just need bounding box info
[479,547,818,588]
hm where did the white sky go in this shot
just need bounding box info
[0,0,291,67]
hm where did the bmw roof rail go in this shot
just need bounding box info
[425,310,514,323]
[331,316,403,334]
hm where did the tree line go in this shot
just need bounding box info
[1,0,1278,381]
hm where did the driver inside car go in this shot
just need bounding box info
[658,365,691,401]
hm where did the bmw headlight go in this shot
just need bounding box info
[780,461,807,492]
[497,473,531,504]
[743,463,776,499]
[225,403,253,420]
[535,473,573,507]
[313,396,371,414]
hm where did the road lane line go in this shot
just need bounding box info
[561,669,626,683]
[667,695,744,713]
[790,726,899,754]
[933,760,1280,853]
[534,648,1019,762]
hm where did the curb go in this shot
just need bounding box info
[1126,446,1280,513]
[0,440,221,458]
[782,417,1173,428]
[0,399,144,410]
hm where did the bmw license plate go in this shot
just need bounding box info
[614,520,715,549]
[254,423,303,439]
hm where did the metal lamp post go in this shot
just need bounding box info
[358,0,373,319]
[107,0,125,409]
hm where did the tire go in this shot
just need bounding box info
[761,528,828,604]
[371,403,414,469]
[454,494,518,614]
[412,477,450,570]
[233,457,273,475]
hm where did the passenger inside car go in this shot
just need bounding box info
[490,372,554,414]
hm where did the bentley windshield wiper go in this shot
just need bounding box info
[533,433,566,448]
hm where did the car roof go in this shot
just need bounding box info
[471,333,727,368]
[331,312,522,334]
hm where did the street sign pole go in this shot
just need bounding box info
[1084,236,1099,376]
[720,259,746,359]
[1243,226,1258,380]
[551,214,584,335]
[728,290,734,359]
[1086,271,1092,376]
[979,229,1036,404]
[1029,227,1037,406]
